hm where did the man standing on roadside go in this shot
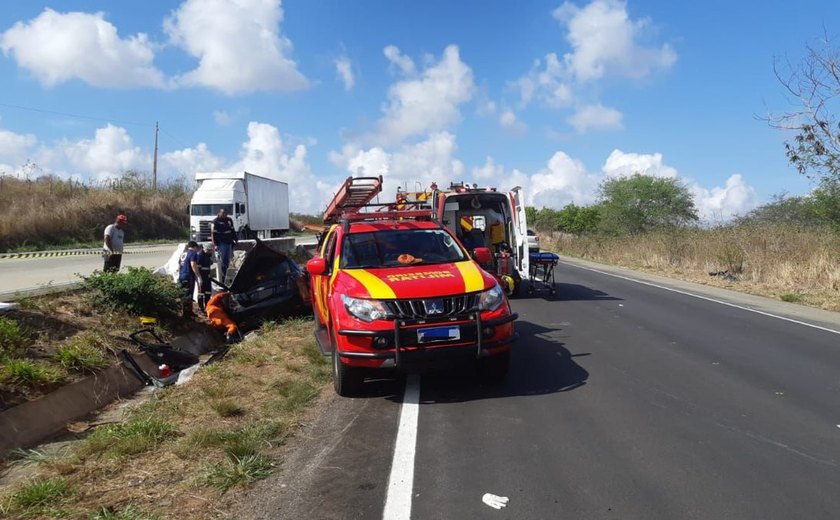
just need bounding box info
[196,242,215,313]
[103,214,128,272]
[211,207,237,281]
[179,241,201,318]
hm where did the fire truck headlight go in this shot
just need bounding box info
[478,284,504,312]
[341,295,391,322]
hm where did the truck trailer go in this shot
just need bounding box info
[189,171,290,241]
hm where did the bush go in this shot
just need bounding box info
[82,267,183,317]
[0,316,29,358]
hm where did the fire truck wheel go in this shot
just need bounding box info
[332,333,363,397]
[476,350,510,385]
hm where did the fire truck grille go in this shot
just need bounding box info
[384,294,479,320]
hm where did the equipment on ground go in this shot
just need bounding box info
[527,252,559,298]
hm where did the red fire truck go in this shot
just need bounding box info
[306,176,519,396]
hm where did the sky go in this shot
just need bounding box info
[0,0,836,220]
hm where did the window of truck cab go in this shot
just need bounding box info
[340,228,466,269]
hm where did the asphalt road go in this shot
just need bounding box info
[0,236,319,301]
[238,257,840,520]
[0,246,177,300]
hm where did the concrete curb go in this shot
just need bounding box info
[0,245,176,261]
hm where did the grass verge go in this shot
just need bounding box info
[0,317,329,519]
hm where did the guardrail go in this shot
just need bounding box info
[0,244,178,261]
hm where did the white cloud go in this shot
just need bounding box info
[165,0,308,94]
[331,132,465,198]
[161,142,225,177]
[229,122,328,213]
[530,151,601,208]
[601,149,677,178]
[214,111,232,126]
[0,8,164,88]
[553,0,677,82]
[335,55,355,91]
[0,129,37,160]
[568,104,623,133]
[59,125,150,180]
[499,109,527,135]
[368,45,475,146]
[473,156,504,181]
[690,174,759,222]
[384,45,416,76]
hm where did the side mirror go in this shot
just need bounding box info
[306,257,327,276]
[473,247,492,264]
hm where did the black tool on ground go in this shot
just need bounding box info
[527,252,559,298]
[128,328,200,370]
[119,349,179,388]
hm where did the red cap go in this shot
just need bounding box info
[117,214,128,223]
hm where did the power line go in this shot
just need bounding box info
[0,102,152,128]
[0,101,195,151]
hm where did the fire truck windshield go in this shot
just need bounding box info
[340,229,466,268]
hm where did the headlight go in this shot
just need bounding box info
[341,295,392,322]
[478,284,504,312]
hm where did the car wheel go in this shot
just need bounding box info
[332,330,363,397]
[476,350,510,385]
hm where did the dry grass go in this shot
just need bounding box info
[0,175,190,252]
[0,318,330,519]
[547,224,840,310]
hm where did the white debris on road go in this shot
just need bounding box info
[482,493,509,510]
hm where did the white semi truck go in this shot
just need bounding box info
[189,171,290,241]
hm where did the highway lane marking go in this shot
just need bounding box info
[563,262,840,336]
[383,373,420,520]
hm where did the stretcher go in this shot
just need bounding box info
[527,252,559,298]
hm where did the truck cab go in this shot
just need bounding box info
[189,178,247,241]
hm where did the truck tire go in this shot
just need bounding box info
[476,350,510,385]
[332,331,363,396]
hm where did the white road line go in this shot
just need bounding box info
[563,261,840,336]
[383,373,420,520]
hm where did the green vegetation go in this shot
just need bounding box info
[0,316,29,358]
[3,477,73,517]
[55,332,110,373]
[202,452,274,493]
[0,358,63,387]
[79,416,178,459]
[598,174,698,235]
[82,267,183,317]
[780,293,803,303]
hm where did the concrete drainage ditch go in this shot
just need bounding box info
[0,325,223,456]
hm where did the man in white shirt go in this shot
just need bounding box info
[103,214,128,272]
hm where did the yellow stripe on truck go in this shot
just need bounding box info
[344,269,397,299]
[456,261,485,293]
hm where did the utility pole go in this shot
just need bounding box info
[152,121,159,191]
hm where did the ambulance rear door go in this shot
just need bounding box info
[510,187,529,279]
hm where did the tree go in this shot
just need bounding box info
[555,203,600,235]
[598,174,698,235]
[769,34,840,183]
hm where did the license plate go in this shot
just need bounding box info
[417,326,461,343]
